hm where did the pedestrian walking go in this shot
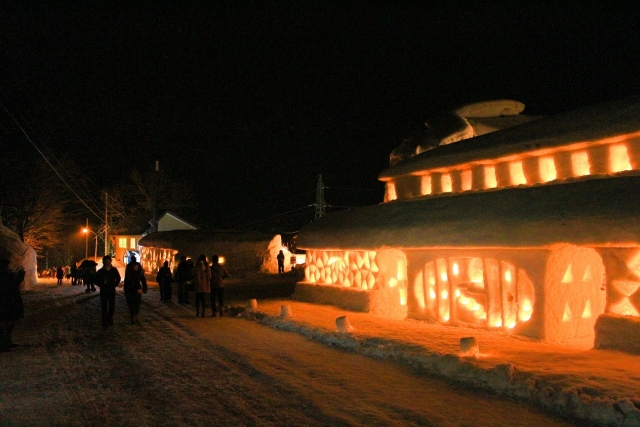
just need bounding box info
[95,255,121,328]
[80,259,98,293]
[56,266,64,286]
[0,258,25,352]
[175,255,193,304]
[156,260,173,302]
[193,255,210,318]
[124,259,147,325]
[209,254,229,317]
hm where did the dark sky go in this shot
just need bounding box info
[1,3,639,231]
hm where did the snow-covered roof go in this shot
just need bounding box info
[380,96,640,180]
[139,230,275,248]
[298,174,640,250]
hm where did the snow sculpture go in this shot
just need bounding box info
[261,235,292,273]
[335,315,354,332]
[459,337,479,357]
[0,223,37,289]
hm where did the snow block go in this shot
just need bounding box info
[594,313,640,354]
[459,337,479,357]
[280,305,292,317]
[293,283,371,312]
[336,315,354,333]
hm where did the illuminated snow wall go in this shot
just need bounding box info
[139,246,178,274]
[384,133,640,202]
[301,249,408,319]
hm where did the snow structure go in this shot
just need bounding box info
[0,222,37,289]
[296,97,640,348]
[137,230,287,274]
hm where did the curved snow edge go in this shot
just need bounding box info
[256,313,640,427]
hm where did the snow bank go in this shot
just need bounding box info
[256,311,640,427]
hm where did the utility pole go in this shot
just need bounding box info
[152,160,159,232]
[314,174,326,219]
[85,218,89,259]
[104,192,108,256]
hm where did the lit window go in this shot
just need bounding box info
[118,238,127,249]
[130,238,136,249]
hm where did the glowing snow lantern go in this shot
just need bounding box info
[280,305,292,317]
[336,315,354,332]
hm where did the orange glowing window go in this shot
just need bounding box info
[571,151,590,176]
[461,170,472,191]
[421,175,432,195]
[484,165,497,188]
[539,156,557,182]
[386,182,397,201]
[441,173,452,193]
[609,144,632,173]
[509,161,526,185]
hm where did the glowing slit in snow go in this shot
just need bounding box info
[388,278,398,288]
[386,182,397,201]
[484,165,497,188]
[461,169,472,191]
[571,151,590,176]
[441,173,452,193]
[609,144,632,173]
[582,264,593,281]
[455,289,461,298]
[562,264,573,283]
[582,300,592,318]
[421,175,432,195]
[429,289,436,299]
[562,303,573,321]
[509,161,527,185]
[539,156,557,182]
[452,263,459,275]
[399,288,407,306]
[441,272,448,282]
[504,270,511,282]
[441,290,448,300]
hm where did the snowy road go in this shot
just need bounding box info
[1,284,581,427]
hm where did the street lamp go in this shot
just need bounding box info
[83,228,98,259]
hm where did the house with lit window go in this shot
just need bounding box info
[296,97,640,350]
[112,211,197,266]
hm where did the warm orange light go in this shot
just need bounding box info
[421,175,432,195]
[539,156,557,182]
[581,300,592,318]
[388,278,398,288]
[461,169,472,191]
[219,256,226,265]
[82,228,88,233]
[484,165,497,188]
[455,288,461,298]
[609,143,632,173]
[441,173,452,193]
[452,263,459,276]
[440,272,448,282]
[429,289,436,299]
[386,182,397,201]
[509,161,526,185]
[441,290,448,300]
[504,270,511,282]
[571,151,590,176]
[399,288,407,306]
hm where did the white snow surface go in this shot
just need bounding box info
[253,300,640,427]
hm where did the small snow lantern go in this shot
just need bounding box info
[280,305,292,317]
[459,337,479,357]
[336,315,354,332]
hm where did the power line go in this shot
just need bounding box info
[235,204,314,230]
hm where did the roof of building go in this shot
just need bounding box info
[379,96,640,180]
[138,230,276,249]
[297,173,640,250]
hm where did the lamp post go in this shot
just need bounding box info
[83,228,98,259]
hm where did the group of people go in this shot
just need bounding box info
[94,253,228,327]
[95,255,147,327]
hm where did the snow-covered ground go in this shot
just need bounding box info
[252,299,640,427]
[2,278,639,426]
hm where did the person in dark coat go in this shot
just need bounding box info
[156,260,172,302]
[70,262,78,285]
[209,255,229,317]
[277,250,285,273]
[174,255,193,304]
[193,255,210,318]
[56,266,64,286]
[0,258,25,352]
[95,255,121,328]
[80,259,98,293]
[124,260,147,324]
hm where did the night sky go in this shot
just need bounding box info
[1,3,639,231]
